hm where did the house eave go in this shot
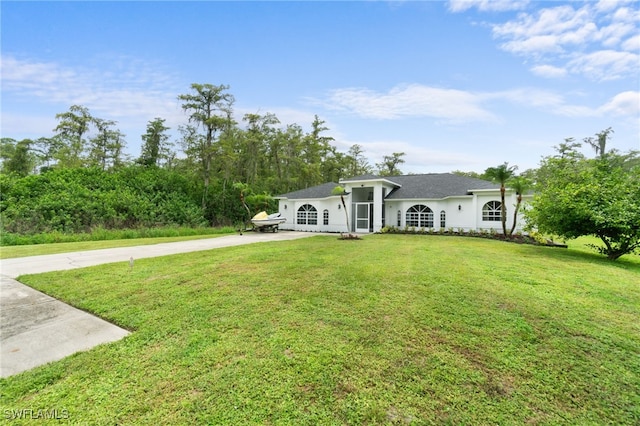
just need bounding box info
[340,177,401,188]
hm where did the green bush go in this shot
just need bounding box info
[0,166,209,235]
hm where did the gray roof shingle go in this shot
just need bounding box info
[276,182,340,199]
[384,174,499,199]
[277,174,499,200]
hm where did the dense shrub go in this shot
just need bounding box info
[0,166,208,235]
[378,226,566,247]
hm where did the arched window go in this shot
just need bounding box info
[297,204,318,225]
[397,210,402,227]
[482,201,502,221]
[406,205,433,228]
[323,209,329,225]
[440,210,446,228]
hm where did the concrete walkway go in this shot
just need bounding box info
[0,231,320,377]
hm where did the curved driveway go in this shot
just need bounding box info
[0,231,322,377]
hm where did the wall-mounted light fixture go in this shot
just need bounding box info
[338,204,341,209]
[458,205,462,211]
[284,204,287,209]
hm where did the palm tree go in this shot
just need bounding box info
[332,185,351,236]
[507,176,530,236]
[485,162,518,236]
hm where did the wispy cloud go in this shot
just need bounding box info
[567,50,640,81]
[1,54,185,125]
[313,83,638,122]
[315,84,496,122]
[451,1,640,81]
[447,0,529,13]
[486,87,639,118]
[530,64,567,78]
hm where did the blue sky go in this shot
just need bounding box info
[2,0,639,174]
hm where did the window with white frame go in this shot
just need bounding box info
[406,204,434,228]
[440,210,446,228]
[323,209,329,225]
[482,201,502,221]
[397,210,402,227]
[297,204,318,225]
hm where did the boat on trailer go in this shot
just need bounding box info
[251,211,286,232]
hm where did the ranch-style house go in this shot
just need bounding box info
[275,173,531,234]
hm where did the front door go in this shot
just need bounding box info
[355,203,370,233]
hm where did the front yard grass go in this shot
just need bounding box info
[0,233,232,260]
[1,235,638,424]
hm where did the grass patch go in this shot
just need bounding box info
[1,235,639,424]
[0,228,235,259]
[0,226,236,247]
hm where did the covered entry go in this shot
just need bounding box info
[355,202,373,233]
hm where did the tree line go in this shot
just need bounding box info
[1,83,638,259]
[1,83,408,233]
[1,83,408,193]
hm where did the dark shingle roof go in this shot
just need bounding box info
[276,182,340,199]
[385,174,498,199]
[277,174,499,200]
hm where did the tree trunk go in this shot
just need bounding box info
[341,195,350,234]
[509,194,522,236]
[500,185,508,236]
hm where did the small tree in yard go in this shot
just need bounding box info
[485,162,518,236]
[526,134,640,260]
[332,185,356,238]
[507,176,530,236]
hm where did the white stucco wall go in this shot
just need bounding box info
[278,188,531,234]
[386,191,530,234]
[277,196,348,233]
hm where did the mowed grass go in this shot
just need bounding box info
[1,235,638,425]
[0,233,232,260]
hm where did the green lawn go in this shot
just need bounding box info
[1,235,639,425]
[0,234,231,259]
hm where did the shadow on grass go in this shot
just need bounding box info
[514,238,640,271]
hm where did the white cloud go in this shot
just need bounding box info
[315,83,636,126]
[1,54,184,123]
[598,91,640,116]
[594,0,631,13]
[487,87,640,118]
[484,87,590,116]
[492,5,592,42]
[500,35,564,55]
[485,2,640,80]
[621,33,640,51]
[567,49,640,81]
[530,64,568,78]
[318,84,496,122]
[447,0,529,13]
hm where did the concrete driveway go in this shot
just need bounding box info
[0,231,321,377]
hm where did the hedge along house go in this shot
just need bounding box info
[275,173,532,234]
